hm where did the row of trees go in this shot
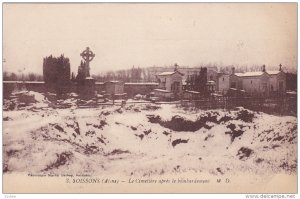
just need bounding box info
[3,72,43,81]
[4,65,291,83]
[91,64,295,83]
[219,65,289,74]
[92,66,153,83]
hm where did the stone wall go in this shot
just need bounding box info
[4,81,158,99]
[124,83,158,97]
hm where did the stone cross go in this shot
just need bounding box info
[279,64,282,71]
[80,47,95,77]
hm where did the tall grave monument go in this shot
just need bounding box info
[77,47,96,98]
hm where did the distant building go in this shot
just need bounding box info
[155,69,184,99]
[229,67,243,91]
[148,65,218,83]
[216,73,230,94]
[182,66,218,83]
[268,65,286,96]
[229,65,286,97]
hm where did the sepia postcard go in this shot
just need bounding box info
[2,3,297,194]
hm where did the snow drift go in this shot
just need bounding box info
[3,103,297,178]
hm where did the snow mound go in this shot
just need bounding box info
[3,103,297,178]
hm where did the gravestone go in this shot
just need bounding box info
[77,47,96,99]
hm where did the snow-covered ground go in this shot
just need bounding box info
[3,101,297,181]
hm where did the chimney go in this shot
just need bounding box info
[279,64,282,71]
[231,67,235,74]
[262,64,266,72]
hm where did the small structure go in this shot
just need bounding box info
[206,80,216,94]
[104,81,124,94]
[79,47,95,77]
[81,76,96,98]
[230,66,270,96]
[153,89,174,100]
[76,47,96,98]
[148,65,218,83]
[183,90,201,100]
[216,72,230,95]
[155,66,184,100]
[229,67,243,90]
[229,64,286,97]
[226,88,246,97]
[104,81,126,99]
[268,64,286,96]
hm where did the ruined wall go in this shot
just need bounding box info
[3,81,46,98]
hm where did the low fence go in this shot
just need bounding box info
[181,96,297,116]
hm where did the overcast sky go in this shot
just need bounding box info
[3,3,297,75]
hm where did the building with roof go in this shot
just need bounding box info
[155,69,184,99]
[229,65,286,97]
[268,65,286,96]
[148,65,218,83]
[216,73,230,94]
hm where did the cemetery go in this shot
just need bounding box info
[3,47,296,116]
[2,48,297,193]
[2,3,298,194]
